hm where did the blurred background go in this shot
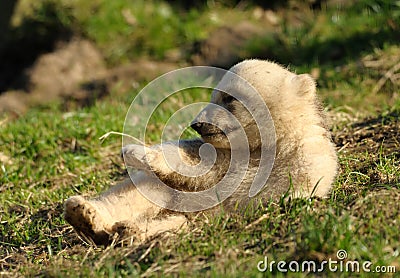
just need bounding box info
[0,0,399,114]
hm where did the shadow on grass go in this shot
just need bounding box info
[248,28,400,67]
[0,1,73,93]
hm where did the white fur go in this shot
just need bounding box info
[64,60,338,245]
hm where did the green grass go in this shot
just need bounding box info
[1,78,398,277]
[11,0,228,65]
[1,0,400,277]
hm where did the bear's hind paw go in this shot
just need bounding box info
[64,196,112,246]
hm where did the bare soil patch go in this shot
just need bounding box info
[334,111,400,156]
[333,112,399,194]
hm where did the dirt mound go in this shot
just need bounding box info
[191,21,265,68]
[0,38,106,114]
[28,39,106,101]
[0,38,181,116]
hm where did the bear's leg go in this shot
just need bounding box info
[122,139,204,177]
[122,140,233,195]
[64,173,170,245]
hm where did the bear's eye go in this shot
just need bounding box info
[222,95,235,104]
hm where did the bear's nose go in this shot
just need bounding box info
[190,122,204,134]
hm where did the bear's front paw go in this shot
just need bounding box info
[64,196,112,246]
[122,144,174,175]
[122,144,152,170]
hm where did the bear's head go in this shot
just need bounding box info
[191,59,317,151]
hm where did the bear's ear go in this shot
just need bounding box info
[291,74,316,96]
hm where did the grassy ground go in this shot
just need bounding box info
[1,1,399,277]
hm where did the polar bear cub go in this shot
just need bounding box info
[64,60,337,245]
